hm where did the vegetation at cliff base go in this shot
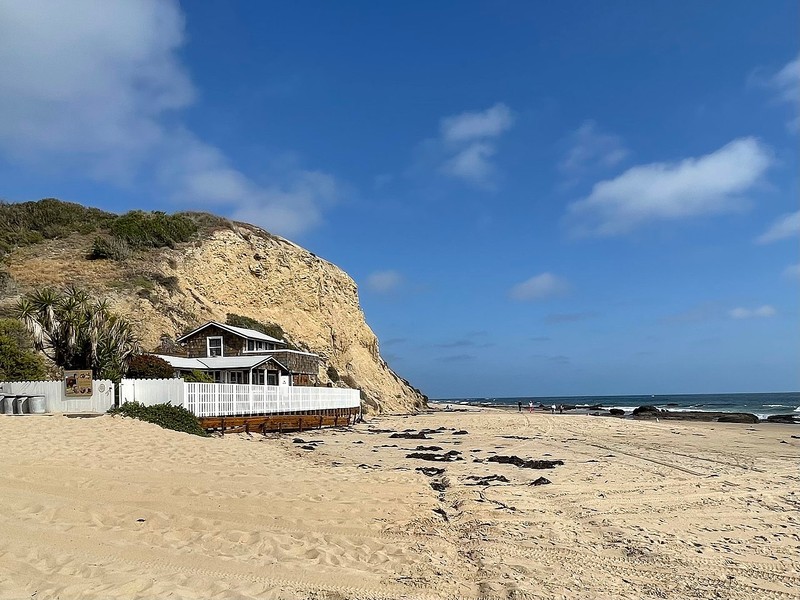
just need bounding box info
[225,313,286,341]
[110,401,207,437]
[0,318,47,381]
[126,354,174,379]
[15,286,140,381]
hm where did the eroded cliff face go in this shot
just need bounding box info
[2,224,426,413]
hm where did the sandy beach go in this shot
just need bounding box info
[0,409,798,599]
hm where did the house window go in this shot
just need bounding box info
[255,370,265,385]
[266,370,278,386]
[207,336,223,357]
[245,340,268,352]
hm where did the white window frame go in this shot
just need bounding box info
[244,339,268,353]
[207,336,223,357]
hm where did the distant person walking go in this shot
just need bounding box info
[528,401,534,413]
[551,404,556,414]
[518,401,522,412]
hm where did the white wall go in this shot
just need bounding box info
[118,378,184,407]
[0,380,115,413]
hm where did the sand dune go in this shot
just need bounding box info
[0,410,798,599]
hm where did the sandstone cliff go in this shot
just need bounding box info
[0,206,426,413]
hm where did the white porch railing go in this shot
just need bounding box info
[118,379,361,417]
[183,382,360,417]
[2,378,360,417]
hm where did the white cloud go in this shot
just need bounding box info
[783,263,800,281]
[440,142,496,185]
[755,210,800,244]
[567,137,772,236]
[770,55,800,132]
[559,120,629,174]
[365,270,404,294]
[0,0,338,237]
[510,273,570,301]
[434,103,514,187]
[440,103,514,143]
[728,305,776,319]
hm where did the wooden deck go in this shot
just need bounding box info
[199,407,360,434]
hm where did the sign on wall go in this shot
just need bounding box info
[64,370,93,397]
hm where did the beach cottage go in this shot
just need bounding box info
[156,321,322,386]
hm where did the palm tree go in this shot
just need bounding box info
[15,286,140,380]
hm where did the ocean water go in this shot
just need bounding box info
[432,392,800,421]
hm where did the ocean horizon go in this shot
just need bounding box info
[431,391,800,420]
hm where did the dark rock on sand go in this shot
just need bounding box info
[766,414,800,424]
[487,455,564,469]
[632,406,760,423]
[633,405,662,416]
[609,408,625,417]
[391,431,430,439]
[717,413,759,424]
[416,445,443,451]
[465,474,510,486]
[430,480,449,492]
[407,450,463,462]
[416,467,445,477]
[530,477,551,486]
[453,430,468,435]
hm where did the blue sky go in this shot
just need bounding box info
[0,1,798,398]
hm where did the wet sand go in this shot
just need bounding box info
[0,409,798,599]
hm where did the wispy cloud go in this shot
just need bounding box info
[559,120,629,176]
[0,0,339,238]
[728,305,776,319]
[567,138,772,236]
[755,210,800,244]
[437,354,475,363]
[433,339,494,349]
[436,103,514,188]
[753,54,800,132]
[784,263,800,281]
[509,273,570,301]
[365,270,404,294]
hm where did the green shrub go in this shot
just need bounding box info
[110,401,207,436]
[89,236,131,260]
[0,198,115,256]
[225,313,285,340]
[110,210,197,249]
[183,370,214,383]
[0,318,47,381]
[126,354,174,379]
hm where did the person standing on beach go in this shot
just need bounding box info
[551,404,556,414]
[528,400,533,413]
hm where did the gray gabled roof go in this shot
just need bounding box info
[175,321,283,344]
[154,354,289,372]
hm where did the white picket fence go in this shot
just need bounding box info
[183,383,360,417]
[118,379,360,417]
[1,378,360,417]
[0,379,115,413]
